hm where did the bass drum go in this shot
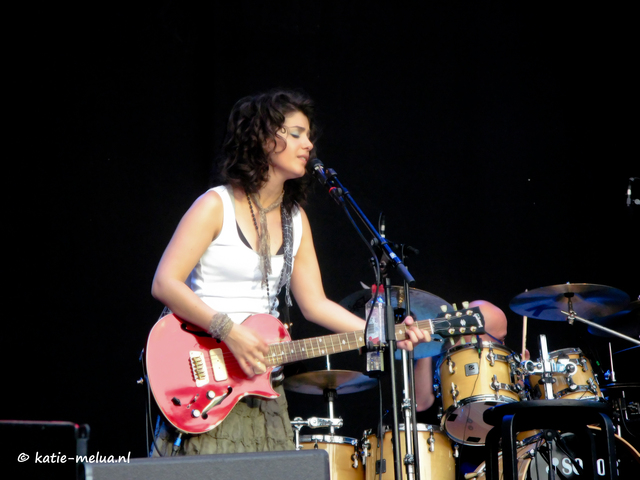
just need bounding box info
[470,426,639,479]
[299,434,364,480]
[361,424,455,480]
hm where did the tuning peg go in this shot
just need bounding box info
[452,303,458,311]
[440,305,448,312]
[462,301,469,309]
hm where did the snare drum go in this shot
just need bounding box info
[361,424,454,480]
[437,342,520,445]
[299,435,363,480]
[529,348,604,401]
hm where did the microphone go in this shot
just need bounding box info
[310,158,329,185]
[310,158,343,204]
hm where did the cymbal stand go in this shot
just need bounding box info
[560,291,639,344]
[608,342,617,383]
[323,355,340,435]
[538,334,555,400]
[561,308,640,346]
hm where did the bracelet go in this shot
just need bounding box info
[208,312,233,341]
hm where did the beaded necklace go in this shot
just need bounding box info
[247,191,286,314]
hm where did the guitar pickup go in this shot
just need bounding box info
[208,348,228,381]
[189,351,210,387]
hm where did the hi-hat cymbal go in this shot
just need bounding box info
[588,300,639,338]
[510,283,630,321]
[283,370,377,395]
[339,286,452,320]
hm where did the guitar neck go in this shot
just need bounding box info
[264,319,436,367]
[265,330,366,367]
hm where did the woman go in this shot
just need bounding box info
[150,89,428,455]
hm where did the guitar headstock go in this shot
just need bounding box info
[394,306,485,341]
[431,306,485,337]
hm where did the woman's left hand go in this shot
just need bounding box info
[396,316,430,351]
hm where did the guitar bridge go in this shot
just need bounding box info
[189,351,209,387]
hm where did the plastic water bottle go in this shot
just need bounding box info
[365,284,386,348]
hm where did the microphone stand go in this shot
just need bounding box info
[322,165,416,286]
[401,274,421,480]
[313,162,415,480]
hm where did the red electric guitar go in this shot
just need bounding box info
[145,307,485,434]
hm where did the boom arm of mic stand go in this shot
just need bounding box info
[326,170,415,285]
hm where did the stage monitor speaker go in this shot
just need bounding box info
[81,449,330,480]
[1,420,89,480]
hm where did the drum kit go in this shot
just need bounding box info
[285,283,639,479]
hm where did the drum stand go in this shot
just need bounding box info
[486,335,618,480]
[291,414,344,450]
[522,334,573,400]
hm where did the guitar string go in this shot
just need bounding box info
[197,317,473,370]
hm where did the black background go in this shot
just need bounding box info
[6,0,637,470]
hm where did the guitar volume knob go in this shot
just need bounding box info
[191,409,201,418]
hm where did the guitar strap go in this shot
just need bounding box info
[275,204,294,334]
[277,205,294,309]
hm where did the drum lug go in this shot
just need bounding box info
[453,443,460,458]
[360,440,370,466]
[486,347,496,367]
[491,375,500,400]
[447,356,456,374]
[450,382,459,408]
[578,355,588,372]
[351,451,359,469]
[428,430,435,452]
[437,406,443,421]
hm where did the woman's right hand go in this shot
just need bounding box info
[224,322,270,378]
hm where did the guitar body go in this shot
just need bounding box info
[145,313,291,434]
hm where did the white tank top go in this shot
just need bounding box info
[187,185,302,324]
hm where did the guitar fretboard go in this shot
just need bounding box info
[266,331,366,367]
[264,319,437,367]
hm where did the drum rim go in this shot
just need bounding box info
[436,342,517,369]
[373,423,444,434]
[299,434,358,445]
[547,347,583,358]
[441,395,519,419]
[552,390,605,400]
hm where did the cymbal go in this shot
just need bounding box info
[339,286,452,320]
[510,283,630,321]
[588,300,639,339]
[283,370,377,395]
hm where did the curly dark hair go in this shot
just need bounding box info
[217,89,317,210]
